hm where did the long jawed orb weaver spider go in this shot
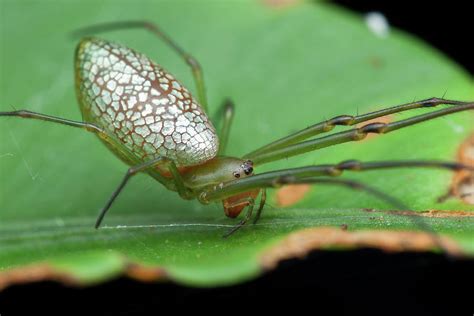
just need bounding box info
[1,21,473,237]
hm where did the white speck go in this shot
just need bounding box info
[101,90,112,104]
[119,74,131,84]
[92,83,101,96]
[145,133,157,144]
[162,120,175,135]
[127,96,137,109]
[0,152,14,158]
[54,217,65,227]
[445,119,465,134]
[136,126,151,137]
[116,86,124,96]
[152,98,169,106]
[116,112,125,121]
[150,121,163,133]
[134,118,145,126]
[132,74,146,85]
[131,111,141,121]
[138,92,148,102]
[111,101,119,111]
[107,80,117,91]
[365,12,390,38]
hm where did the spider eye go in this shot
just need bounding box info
[244,167,253,175]
[233,171,241,178]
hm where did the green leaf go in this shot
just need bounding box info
[1,0,473,288]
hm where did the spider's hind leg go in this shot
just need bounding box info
[72,20,209,112]
[214,98,235,155]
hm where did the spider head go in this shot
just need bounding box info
[232,160,254,179]
[182,157,255,190]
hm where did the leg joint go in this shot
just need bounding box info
[329,115,355,126]
[84,123,103,133]
[272,175,296,187]
[337,160,362,171]
[224,99,235,116]
[360,122,388,134]
[423,97,443,107]
[351,129,368,140]
[186,55,201,69]
[127,167,139,176]
[9,110,33,118]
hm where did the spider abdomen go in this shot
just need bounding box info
[75,37,218,167]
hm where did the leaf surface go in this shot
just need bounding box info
[0,0,473,288]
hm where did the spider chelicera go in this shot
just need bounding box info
[1,21,473,237]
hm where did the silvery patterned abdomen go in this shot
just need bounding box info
[74,37,218,167]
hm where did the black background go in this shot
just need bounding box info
[336,1,473,75]
[1,1,472,315]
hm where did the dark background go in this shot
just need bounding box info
[336,1,473,75]
[1,1,472,315]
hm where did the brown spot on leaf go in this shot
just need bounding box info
[439,133,474,204]
[276,184,311,206]
[0,260,168,291]
[260,227,463,269]
[368,56,384,68]
[262,0,302,8]
[390,210,474,218]
[0,264,78,291]
[125,263,168,282]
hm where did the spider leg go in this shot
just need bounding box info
[247,102,474,164]
[202,161,469,252]
[215,99,235,155]
[199,159,473,202]
[0,110,174,187]
[95,157,191,229]
[245,98,470,158]
[71,21,209,112]
[287,178,408,209]
[268,178,440,237]
[167,160,193,199]
[224,178,408,226]
[222,197,255,238]
[248,179,407,226]
[252,189,267,224]
[249,178,414,229]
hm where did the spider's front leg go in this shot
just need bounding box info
[0,109,194,228]
[200,159,472,251]
[200,159,473,235]
[202,160,473,203]
[245,98,471,159]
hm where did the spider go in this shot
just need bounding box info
[1,21,473,237]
